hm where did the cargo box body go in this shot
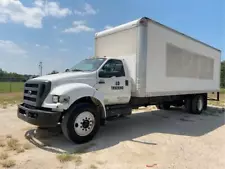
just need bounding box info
[95,17,221,98]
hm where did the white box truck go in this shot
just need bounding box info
[17,17,221,144]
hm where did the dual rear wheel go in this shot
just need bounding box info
[157,94,206,114]
[185,95,205,114]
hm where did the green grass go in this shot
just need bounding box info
[208,91,225,107]
[220,88,225,94]
[0,82,24,93]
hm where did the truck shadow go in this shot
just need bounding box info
[24,106,224,154]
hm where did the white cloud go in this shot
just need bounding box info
[63,20,94,33]
[74,3,97,16]
[0,40,27,55]
[45,1,72,18]
[34,0,44,8]
[104,25,113,30]
[35,44,49,49]
[0,0,72,28]
[53,25,57,29]
[0,14,7,23]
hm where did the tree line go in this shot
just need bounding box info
[0,68,36,82]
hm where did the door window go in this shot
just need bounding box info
[99,59,125,78]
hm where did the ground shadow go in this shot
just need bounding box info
[24,106,224,154]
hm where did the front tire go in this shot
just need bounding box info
[61,103,100,144]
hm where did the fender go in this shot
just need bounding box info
[42,83,106,117]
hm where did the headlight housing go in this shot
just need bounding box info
[52,95,59,103]
[52,95,70,103]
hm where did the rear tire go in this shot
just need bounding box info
[191,95,204,114]
[61,103,100,144]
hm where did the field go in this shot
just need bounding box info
[0,82,24,93]
[221,88,225,94]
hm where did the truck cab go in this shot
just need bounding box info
[18,57,132,143]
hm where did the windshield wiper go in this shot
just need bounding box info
[72,69,83,72]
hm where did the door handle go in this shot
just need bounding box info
[125,80,129,86]
[98,80,105,84]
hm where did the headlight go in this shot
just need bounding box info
[52,95,70,103]
[52,95,59,103]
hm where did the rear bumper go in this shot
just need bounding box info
[17,104,61,127]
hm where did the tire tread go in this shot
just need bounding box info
[61,103,100,144]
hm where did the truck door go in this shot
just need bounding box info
[95,59,131,105]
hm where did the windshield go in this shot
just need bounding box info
[71,58,106,72]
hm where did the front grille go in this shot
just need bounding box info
[24,96,36,102]
[25,83,39,88]
[23,80,51,107]
[23,103,35,109]
[23,103,52,111]
[24,90,38,95]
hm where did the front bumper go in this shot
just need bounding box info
[17,104,61,127]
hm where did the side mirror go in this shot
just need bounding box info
[99,70,107,78]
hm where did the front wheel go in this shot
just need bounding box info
[61,103,100,144]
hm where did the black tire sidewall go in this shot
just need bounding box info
[192,95,204,114]
[66,103,100,144]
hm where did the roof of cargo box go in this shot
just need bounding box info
[95,17,221,52]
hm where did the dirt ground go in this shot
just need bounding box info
[0,105,224,169]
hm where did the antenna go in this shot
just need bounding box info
[39,61,43,76]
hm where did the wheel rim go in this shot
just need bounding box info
[74,111,95,137]
[197,97,203,111]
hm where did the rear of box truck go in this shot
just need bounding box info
[95,17,221,98]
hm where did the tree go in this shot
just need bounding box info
[49,70,59,74]
[0,68,35,81]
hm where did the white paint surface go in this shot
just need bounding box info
[95,18,221,97]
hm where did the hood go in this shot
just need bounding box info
[30,71,96,83]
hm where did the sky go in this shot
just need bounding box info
[0,0,224,75]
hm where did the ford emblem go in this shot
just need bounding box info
[28,90,32,95]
